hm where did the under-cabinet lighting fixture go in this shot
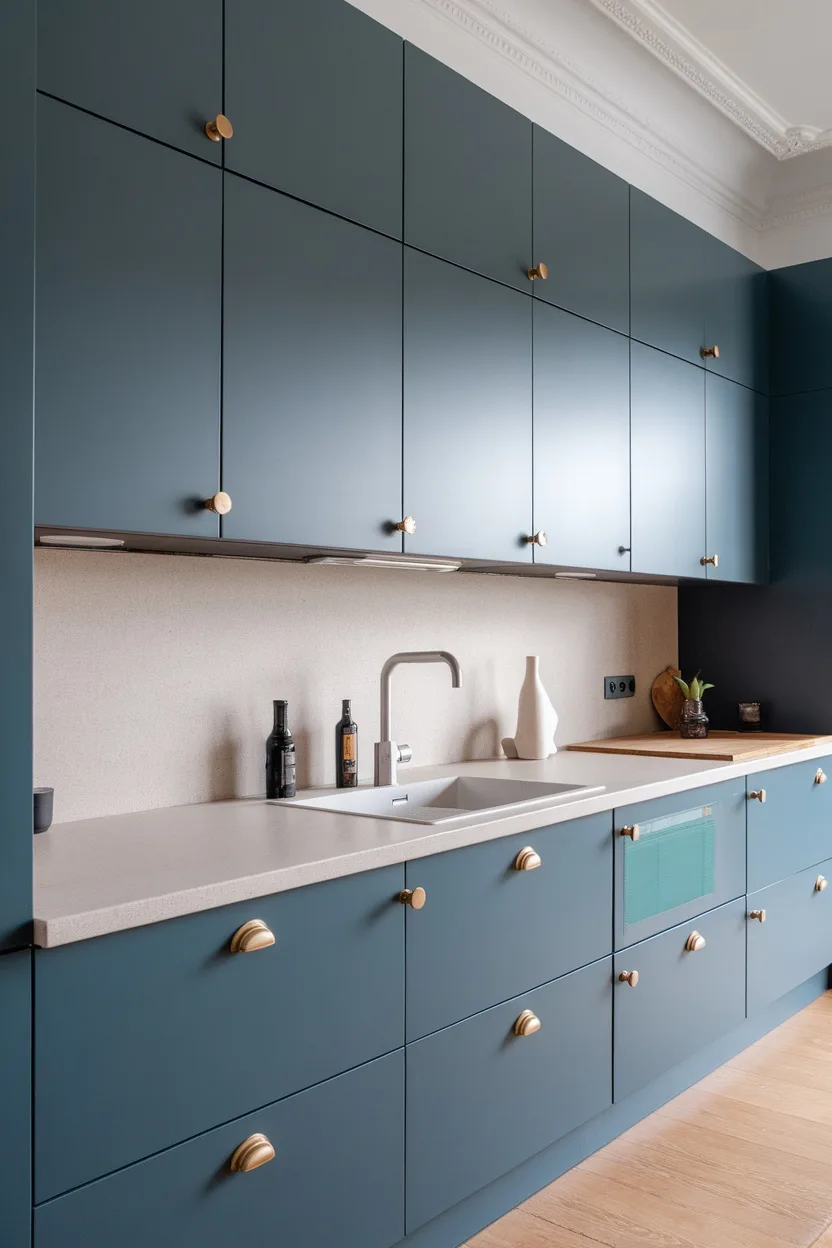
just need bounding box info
[554,571,597,580]
[307,555,460,573]
[38,534,126,549]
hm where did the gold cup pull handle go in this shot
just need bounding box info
[205,113,233,142]
[514,847,542,871]
[748,789,767,803]
[395,515,416,536]
[513,1008,541,1037]
[816,769,828,785]
[685,930,706,953]
[619,970,639,987]
[700,554,719,567]
[620,824,640,842]
[816,875,828,892]
[230,919,275,954]
[700,345,720,359]
[525,531,547,547]
[230,1133,275,1173]
[748,909,766,923]
[399,887,426,910]
[204,491,232,515]
[527,262,548,282]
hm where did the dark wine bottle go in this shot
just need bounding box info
[266,700,296,799]
[335,698,358,789]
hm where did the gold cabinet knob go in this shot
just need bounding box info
[527,262,548,281]
[398,887,426,910]
[620,824,640,842]
[230,919,275,954]
[700,345,720,359]
[816,769,828,785]
[748,789,767,803]
[205,113,233,142]
[748,909,767,923]
[513,1008,541,1037]
[816,875,828,892]
[394,515,416,536]
[230,1133,275,1173]
[525,531,548,547]
[204,491,232,515]
[514,846,542,871]
[685,930,706,953]
[619,970,639,987]
[700,554,719,567]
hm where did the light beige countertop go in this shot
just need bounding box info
[33,742,832,947]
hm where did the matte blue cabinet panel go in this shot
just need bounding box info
[404,812,612,1041]
[406,958,611,1233]
[770,390,832,585]
[403,250,533,561]
[704,234,768,394]
[0,951,31,1248]
[614,779,747,950]
[35,98,222,537]
[747,756,832,892]
[225,0,402,238]
[405,46,532,291]
[37,0,222,163]
[533,306,631,571]
[36,1051,404,1248]
[221,175,403,550]
[747,858,832,1014]
[630,188,708,367]
[34,865,404,1202]
[533,127,629,334]
[613,898,747,1103]
[630,342,706,579]
[705,376,769,585]
[770,258,832,396]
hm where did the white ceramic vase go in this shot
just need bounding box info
[513,655,558,759]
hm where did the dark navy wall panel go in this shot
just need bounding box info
[0,951,31,1248]
[770,258,832,396]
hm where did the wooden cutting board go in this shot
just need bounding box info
[568,732,832,763]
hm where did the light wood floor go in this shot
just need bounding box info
[467,991,832,1248]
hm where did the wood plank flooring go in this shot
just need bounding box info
[467,991,832,1248]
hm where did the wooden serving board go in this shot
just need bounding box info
[568,732,832,763]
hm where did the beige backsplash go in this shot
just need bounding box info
[34,549,677,823]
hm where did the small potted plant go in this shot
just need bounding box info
[673,672,714,739]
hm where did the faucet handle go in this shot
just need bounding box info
[398,744,412,766]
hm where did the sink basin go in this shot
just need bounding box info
[277,775,604,827]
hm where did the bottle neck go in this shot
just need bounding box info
[342,699,352,720]
[273,700,288,731]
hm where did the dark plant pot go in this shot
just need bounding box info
[680,699,709,740]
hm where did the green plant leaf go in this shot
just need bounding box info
[672,675,691,698]
[690,678,702,700]
[700,682,714,693]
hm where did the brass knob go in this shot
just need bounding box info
[816,875,828,892]
[395,515,416,536]
[527,262,548,282]
[620,824,640,842]
[514,846,542,871]
[748,789,767,803]
[399,887,426,910]
[619,970,639,987]
[700,345,720,359]
[685,930,706,953]
[230,1133,275,1173]
[204,491,232,515]
[513,1008,541,1037]
[230,919,275,954]
[205,113,233,142]
[525,531,548,547]
[748,909,766,923]
[816,769,828,785]
[700,554,719,567]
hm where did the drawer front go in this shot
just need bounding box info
[614,780,746,949]
[35,1050,404,1248]
[747,756,832,891]
[406,957,612,1233]
[747,857,832,1013]
[613,897,746,1103]
[35,865,404,1202]
[405,812,612,1040]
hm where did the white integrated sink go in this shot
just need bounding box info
[278,775,604,827]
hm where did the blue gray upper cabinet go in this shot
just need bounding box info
[222,175,403,551]
[770,257,832,396]
[37,0,222,162]
[403,250,533,561]
[0,952,31,1248]
[35,98,222,537]
[404,46,532,290]
[533,306,630,571]
[630,342,706,579]
[225,0,403,238]
[630,188,708,367]
[705,376,769,584]
[533,127,629,334]
[704,234,768,394]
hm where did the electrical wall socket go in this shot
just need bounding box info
[604,675,635,700]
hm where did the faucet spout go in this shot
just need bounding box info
[375,650,463,786]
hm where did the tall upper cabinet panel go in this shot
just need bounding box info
[225,0,403,238]
[705,375,769,584]
[704,234,768,394]
[37,0,223,162]
[36,99,222,536]
[770,258,832,396]
[630,188,708,368]
[533,128,629,334]
[405,46,532,291]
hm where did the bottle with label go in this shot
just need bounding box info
[335,698,358,788]
[266,700,296,799]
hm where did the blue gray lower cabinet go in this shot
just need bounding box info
[0,951,31,1248]
[705,376,769,584]
[404,812,612,1041]
[613,897,747,1102]
[35,1050,404,1248]
[34,865,405,1202]
[747,857,832,1013]
[747,755,832,892]
[405,957,612,1234]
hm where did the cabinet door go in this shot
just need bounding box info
[631,342,706,578]
[36,98,222,536]
[222,175,403,551]
[403,250,533,561]
[704,234,768,393]
[770,257,832,397]
[630,188,708,367]
[747,858,832,1013]
[533,306,630,570]
[705,375,769,584]
[225,0,402,238]
[37,0,222,162]
[747,756,832,892]
[533,127,629,333]
[405,46,532,291]
[0,952,30,1248]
